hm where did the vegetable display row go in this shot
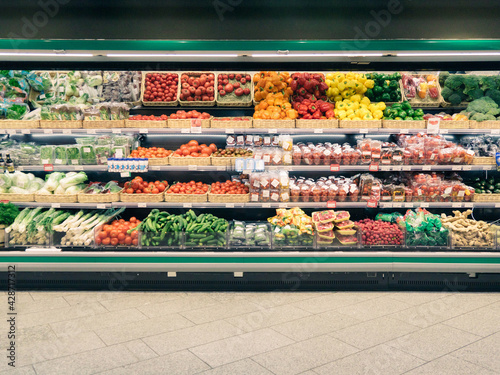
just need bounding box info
[4,206,498,251]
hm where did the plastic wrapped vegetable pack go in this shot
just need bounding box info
[396,208,449,247]
[268,207,314,248]
[230,221,271,248]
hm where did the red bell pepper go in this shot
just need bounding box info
[325,109,335,119]
[292,101,301,111]
[308,102,318,113]
[298,87,307,96]
[302,99,312,106]
[298,104,309,116]
[319,102,331,113]
[312,110,322,119]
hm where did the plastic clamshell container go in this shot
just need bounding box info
[140,231,183,250]
[184,231,228,250]
[272,226,315,250]
[359,226,406,249]
[449,230,497,251]
[405,230,451,251]
[229,221,272,250]
[4,230,52,249]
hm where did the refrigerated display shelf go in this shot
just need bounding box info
[10,201,496,209]
[15,164,497,172]
[1,250,499,273]
[3,128,500,135]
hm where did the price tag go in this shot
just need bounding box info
[268,129,278,134]
[26,247,61,252]
[0,130,5,134]
[359,129,369,134]
[183,203,192,208]
[422,165,432,171]
[330,164,340,172]
[86,129,96,134]
[399,129,409,134]
[495,203,500,208]
[149,166,160,171]
[367,200,378,208]
[112,129,122,134]
[138,203,147,208]
[491,129,500,134]
[43,129,53,134]
[464,203,474,208]
[369,163,379,172]
[452,166,462,171]
[216,166,226,171]
[17,166,24,171]
[393,203,402,208]
[262,203,271,208]
[51,203,61,208]
[384,203,393,208]
[62,129,72,134]
[462,165,472,171]
[402,166,411,171]
[74,166,84,171]
[43,164,54,172]
[427,117,440,134]
[278,203,287,208]
[452,203,463,208]
[21,129,30,135]
[139,128,148,134]
[225,203,235,208]
[421,203,429,208]
[313,129,324,134]
[225,128,234,134]
[483,166,493,171]
[120,171,131,177]
[96,204,106,209]
[181,128,191,134]
[380,166,391,171]
[6,130,16,135]
[188,165,197,171]
[393,166,402,171]
[327,200,337,208]
[440,129,449,134]
[404,203,413,208]
[190,119,202,133]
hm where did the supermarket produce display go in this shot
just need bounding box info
[1,66,500,289]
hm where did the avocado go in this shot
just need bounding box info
[494,189,500,194]
[488,178,495,185]
[488,185,495,191]
[495,183,500,189]
[486,190,493,194]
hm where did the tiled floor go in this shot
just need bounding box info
[1,291,500,374]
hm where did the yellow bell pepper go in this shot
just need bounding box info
[364,79,375,89]
[360,97,371,105]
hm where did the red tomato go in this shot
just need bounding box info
[102,237,111,246]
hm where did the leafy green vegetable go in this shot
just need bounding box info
[40,146,54,164]
[66,146,81,165]
[6,104,28,120]
[81,145,96,165]
[54,146,68,165]
[0,203,20,226]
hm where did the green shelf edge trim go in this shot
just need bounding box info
[0,256,499,264]
[2,39,500,52]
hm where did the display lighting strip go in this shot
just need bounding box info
[0,52,93,57]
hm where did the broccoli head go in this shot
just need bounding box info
[471,112,497,122]
[463,75,480,94]
[441,86,453,101]
[444,75,465,91]
[466,96,499,114]
[467,88,484,101]
[439,71,450,87]
[448,93,463,106]
[487,108,500,116]
[480,75,498,91]
[485,88,500,106]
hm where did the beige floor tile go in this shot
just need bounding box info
[441,292,500,309]
[19,301,108,328]
[252,335,358,375]
[272,311,361,341]
[50,307,147,338]
[17,324,57,345]
[443,306,500,337]
[95,313,193,345]
[297,372,319,375]
[137,294,218,318]
[100,292,186,311]
[190,328,294,367]
[123,339,158,361]
[180,300,261,325]
[291,293,368,314]
[451,332,500,373]
[225,304,311,333]
[0,365,36,375]
[335,296,412,322]
[313,344,425,375]
[405,355,497,375]
[386,323,481,361]
[16,296,69,315]
[388,291,448,306]
[197,358,273,375]
[242,292,328,308]
[330,316,420,349]
[16,331,105,367]
[62,291,131,306]
[124,350,210,375]
[143,320,239,356]
[33,343,138,375]
[29,291,78,301]
[202,292,248,303]
[93,368,128,375]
